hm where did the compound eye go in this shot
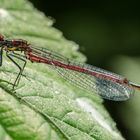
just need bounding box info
[0,34,4,41]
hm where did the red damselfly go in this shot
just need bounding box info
[0,34,140,101]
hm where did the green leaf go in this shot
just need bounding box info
[0,0,124,140]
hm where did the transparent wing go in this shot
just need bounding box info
[49,64,134,101]
[31,46,134,101]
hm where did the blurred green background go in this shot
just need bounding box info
[29,0,140,140]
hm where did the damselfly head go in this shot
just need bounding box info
[0,34,4,41]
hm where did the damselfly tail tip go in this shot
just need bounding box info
[129,81,140,91]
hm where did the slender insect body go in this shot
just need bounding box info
[0,34,139,101]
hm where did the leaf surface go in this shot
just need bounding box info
[0,0,124,140]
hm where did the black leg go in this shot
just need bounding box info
[10,52,31,82]
[11,52,27,86]
[0,47,3,66]
[6,51,26,89]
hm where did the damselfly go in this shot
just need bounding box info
[0,34,140,101]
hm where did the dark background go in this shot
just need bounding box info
[29,1,140,139]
